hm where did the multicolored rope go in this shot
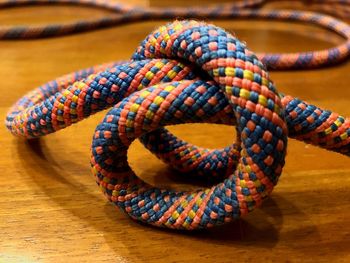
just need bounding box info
[2,0,350,69]
[6,20,350,229]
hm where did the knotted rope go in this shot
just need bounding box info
[6,20,350,229]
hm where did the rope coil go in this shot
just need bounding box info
[6,19,349,229]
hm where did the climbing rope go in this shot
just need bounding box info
[6,19,350,229]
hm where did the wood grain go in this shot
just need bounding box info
[0,1,349,262]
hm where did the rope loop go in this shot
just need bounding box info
[6,20,350,230]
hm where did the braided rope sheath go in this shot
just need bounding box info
[6,20,350,229]
[1,0,350,70]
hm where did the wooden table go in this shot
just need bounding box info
[0,1,349,262]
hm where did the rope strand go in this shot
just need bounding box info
[2,1,350,70]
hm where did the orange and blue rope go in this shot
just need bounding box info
[6,20,349,229]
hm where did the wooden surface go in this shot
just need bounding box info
[0,1,349,262]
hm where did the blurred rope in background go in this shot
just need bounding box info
[0,0,349,40]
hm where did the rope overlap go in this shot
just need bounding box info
[6,20,350,229]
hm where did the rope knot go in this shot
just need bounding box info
[6,20,349,230]
[91,20,288,229]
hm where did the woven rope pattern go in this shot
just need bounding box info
[6,20,349,230]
